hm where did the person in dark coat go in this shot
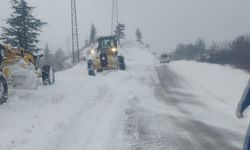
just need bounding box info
[237,78,250,150]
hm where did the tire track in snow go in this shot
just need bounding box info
[39,83,127,150]
[124,97,196,150]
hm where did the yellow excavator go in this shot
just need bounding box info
[87,36,126,76]
[0,44,55,104]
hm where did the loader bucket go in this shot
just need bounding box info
[11,70,38,89]
[7,65,38,89]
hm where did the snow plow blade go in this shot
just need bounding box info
[3,64,39,89]
[11,70,38,89]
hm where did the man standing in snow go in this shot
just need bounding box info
[237,78,250,150]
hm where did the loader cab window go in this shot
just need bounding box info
[98,37,117,54]
[99,39,112,47]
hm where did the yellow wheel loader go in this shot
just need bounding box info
[87,36,126,76]
[0,44,55,104]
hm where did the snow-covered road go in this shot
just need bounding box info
[0,46,249,150]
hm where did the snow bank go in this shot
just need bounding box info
[168,60,250,132]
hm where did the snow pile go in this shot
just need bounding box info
[121,47,155,68]
[120,40,145,49]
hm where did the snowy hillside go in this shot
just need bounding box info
[0,46,249,150]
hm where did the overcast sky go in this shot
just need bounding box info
[0,0,250,53]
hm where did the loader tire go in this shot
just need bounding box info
[118,56,126,70]
[42,65,55,85]
[87,59,95,76]
[0,74,8,104]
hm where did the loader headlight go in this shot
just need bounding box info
[111,48,118,52]
[90,49,95,54]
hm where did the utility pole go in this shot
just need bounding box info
[71,0,80,63]
[66,35,71,52]
[111,0,119,35]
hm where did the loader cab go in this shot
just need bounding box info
[97,36,118,54]
[97,36,118,68]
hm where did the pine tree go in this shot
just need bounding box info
[114,23,125,44]
[89,24,97,45]
[1,0,47,52]
[136,27,142,43]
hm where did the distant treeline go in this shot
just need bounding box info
[40,44,73,72]
[171,35,250,72]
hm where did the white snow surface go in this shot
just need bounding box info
[0,46,249,150]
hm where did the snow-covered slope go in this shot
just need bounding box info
[0,45,249,150]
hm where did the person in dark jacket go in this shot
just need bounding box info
[237,78,250,150]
